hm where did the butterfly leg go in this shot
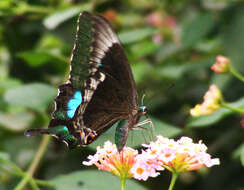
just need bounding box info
[134,118,156,142]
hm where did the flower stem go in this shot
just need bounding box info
[120,177,126,190]
[29,178,40,190]
[0,157,55,189]
[35,179,56,189]
[221,102,244,114]
[230,67,244,83]
[14,135,50,190]
[168,172,179,190]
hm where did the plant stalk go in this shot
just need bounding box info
[230,67,244,83]
[120,177,126,190]
[221,102,244,114]
[14,135,50,190]
[168,172,179,190]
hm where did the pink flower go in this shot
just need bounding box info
[83,137,220,181]
[83,141,138,179]
[146,12,164,27]
[131,136,220,177]
[190,85,222,116]
[211,55,230,73]
[131,157,160,181]
[152,33,163,44]
[83,141,162,181]
[146,12,177,29]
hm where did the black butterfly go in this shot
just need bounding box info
[25,12,152,150]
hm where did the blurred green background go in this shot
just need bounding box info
[0,0,244,190]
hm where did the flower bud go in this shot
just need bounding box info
[211,55,230,73]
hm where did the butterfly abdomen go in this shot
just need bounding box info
[115,119,129,151]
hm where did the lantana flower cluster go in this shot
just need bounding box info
[190,85,222,117]
[83,141,137,179]
[83,136,220,181]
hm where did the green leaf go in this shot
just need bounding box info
[221,10,244,69]
[50,171,147,190]
[154,64,187,79]
[182,13,215,47]
[131,61,153,84]
[44,5,91,30]
[151,117,182,137]
[0,152,10,162]
[4,83,56,113]
[241,145,244,167]
[2,136,38,168]
[18,51,54,67]
[0,111,34,131]
[17,50,65,67]
[118,13,142,27]
[187,97,244,128]
[233,143,244,167]
[155,43,183,62]
[0,78,22,91]
[130,40,160,58]
[154,57,214,79]
[119,27,157,44]
[0,47,10,79]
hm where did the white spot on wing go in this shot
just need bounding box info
[90,57,101,64]
[88,67,97,74]
[84,89,93,102]
[99,72,106,82]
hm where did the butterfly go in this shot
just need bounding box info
[25,11,153,150]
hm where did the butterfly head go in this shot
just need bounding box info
[139,105,147,115]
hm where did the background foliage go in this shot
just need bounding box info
[0,0,244,190]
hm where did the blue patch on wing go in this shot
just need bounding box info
[67,91,82,118]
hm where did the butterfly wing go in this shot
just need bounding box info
[26,12,139,148]
[71,12,139,144]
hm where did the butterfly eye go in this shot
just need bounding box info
[142,107,147,115]
[139,106,147,115]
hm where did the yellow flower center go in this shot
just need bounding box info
[165,153,172,158]
[136,167,144,175]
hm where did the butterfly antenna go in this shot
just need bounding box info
[141,94,146,105]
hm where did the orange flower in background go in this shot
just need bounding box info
[190,85,222,116]
[103,9,117,22]
[211,55,230,73]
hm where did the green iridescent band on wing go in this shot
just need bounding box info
[70,12,93,89]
